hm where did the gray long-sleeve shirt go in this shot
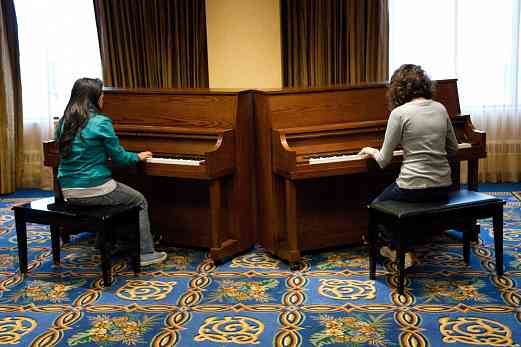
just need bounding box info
[374,99,459,189]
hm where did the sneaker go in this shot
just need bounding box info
[140,251,167,267]
[380,246,415,269]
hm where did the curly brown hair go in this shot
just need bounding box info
[387,64,434,110]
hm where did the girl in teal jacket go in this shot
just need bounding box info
[56,77,166,267]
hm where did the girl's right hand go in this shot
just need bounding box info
[357,147,378,158]
[138,151,153,160]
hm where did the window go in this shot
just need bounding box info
[15,0,101,124]
[389,0,520,107]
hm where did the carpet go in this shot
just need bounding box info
[0,189,520,346]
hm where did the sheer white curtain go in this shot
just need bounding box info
[390,0,521,183]
[14,0,101,188]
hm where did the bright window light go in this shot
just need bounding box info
[14,0,102,123]
[389,0,520,108]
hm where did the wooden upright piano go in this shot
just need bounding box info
[254,79,486,264]
[44,88,257,263]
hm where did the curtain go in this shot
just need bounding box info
[14,0,102,189]
[94,0,209,88]
[390,0,521,183]
[281,0,388,87]
[0,0,23,194]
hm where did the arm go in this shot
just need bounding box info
[446,116,459,157]
[360,111,402,169]
[95,116,144,166]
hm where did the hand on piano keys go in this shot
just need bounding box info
[308,142,472,165]
[138,151,153,161]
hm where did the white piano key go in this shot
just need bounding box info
[309,154,366,164]
[146,157,203,166]
[308,143,472,165]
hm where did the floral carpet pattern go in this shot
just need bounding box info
[0,189,520,346]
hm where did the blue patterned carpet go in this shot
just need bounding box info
[0,187,520,346]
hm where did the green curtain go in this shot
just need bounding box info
[0,0,24,193]
[93,0,209,88]
[281,0,388,87]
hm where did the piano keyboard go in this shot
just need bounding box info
[309,142,472,165]
[146,157,204,166]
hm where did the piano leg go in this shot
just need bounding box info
[208,179,240,264]
[467,159,479,191]
[284,179,301,269]
[209,179,222,263]
[450,160,460,190]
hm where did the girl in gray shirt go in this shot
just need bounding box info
[358,64,459,266]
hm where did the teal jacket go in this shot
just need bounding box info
[56,112,140,188]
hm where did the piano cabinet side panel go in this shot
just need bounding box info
[254,95,282,252]
[232,93,257,249]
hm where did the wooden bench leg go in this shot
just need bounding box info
[368,209,377,280]
[463,227,471,265]
[14,210,28,274]
[98,223,112,287]
[493,205,504,276]
[396,227,405,295]
[469,219,480,242]
[50,225,61,265]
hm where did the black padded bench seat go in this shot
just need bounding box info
[368,190,504,295]
[12,197,141,286]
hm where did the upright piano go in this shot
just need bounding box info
[254,79,486,264]
[44,88,257,263]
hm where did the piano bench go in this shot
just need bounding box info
[367,189,504,295]
[12,197,141,287]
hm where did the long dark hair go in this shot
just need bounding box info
[58,78,103,157]
[387,64,434,110]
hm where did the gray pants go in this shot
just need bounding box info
[67,182,155,254]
